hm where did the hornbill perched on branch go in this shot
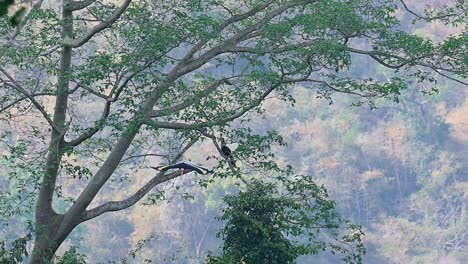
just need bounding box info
[151,162,214,175]
[220,138,236,167]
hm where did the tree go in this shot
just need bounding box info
[207,177,365,264]
[0,0,465,263]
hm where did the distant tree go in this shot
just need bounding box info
[0,0,465,263]
[207,177,365,264]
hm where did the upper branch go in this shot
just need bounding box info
[65,61,156,147]
[63,0,132,48]
[148,78,235,118]
[347,47,466,82]
[144,76,310,131]
[179,0,306,75]
[398,0,466,21]
[184,0,275,60]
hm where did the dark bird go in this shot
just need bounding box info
[151,162,213,175]
[220,138,236,167]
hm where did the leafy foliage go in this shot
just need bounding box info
[0,0,466,262]
[208,177,365,264]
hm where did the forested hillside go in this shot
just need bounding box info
[0,0,466,263]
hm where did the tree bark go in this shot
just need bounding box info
[29,215,72,263]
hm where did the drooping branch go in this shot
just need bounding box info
[430,67,468,86]
[398,0,466,22]
[63,0,132,48]
[347,47,467,84]
[347,47,421,69]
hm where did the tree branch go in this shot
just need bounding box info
[120,153,165,163]
[81,138,198,221]
[78,84,111,100]
[184,0,275,60]
[145,81,285,131]
[65,0,96,11]
[63,0,132,48]
[347,47,411,69]
[430,67,468,86]
[65,61,155,147]
[0,91,54,113]
[0,67,61,133]
[148,78,235,118]
[347,47,465,77]
[398,0,464,21]
[225,39,320,55]
[179,0,306,75]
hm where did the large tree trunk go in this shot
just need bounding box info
[29,214,75,263]
[30,3,74,263]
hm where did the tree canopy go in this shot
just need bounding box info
[208,177,365,264]
[0,0,466,263]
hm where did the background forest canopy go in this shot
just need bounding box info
[0,0,467,263]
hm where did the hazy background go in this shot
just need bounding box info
[1,0,466,263]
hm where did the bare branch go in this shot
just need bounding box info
[0,67,61,133]
[78,84,111,100]
[120,153,165,163]
[430,67,468,86]
[63,0,132,48]
[0,91,54,113]
[80,170,185,221]
[81,139,198,221]
[347,47,466,80]
[398,0,424,19]
[398,0,465,21]
[65,0,96,11]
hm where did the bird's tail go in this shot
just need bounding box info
[150,166,166,171]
